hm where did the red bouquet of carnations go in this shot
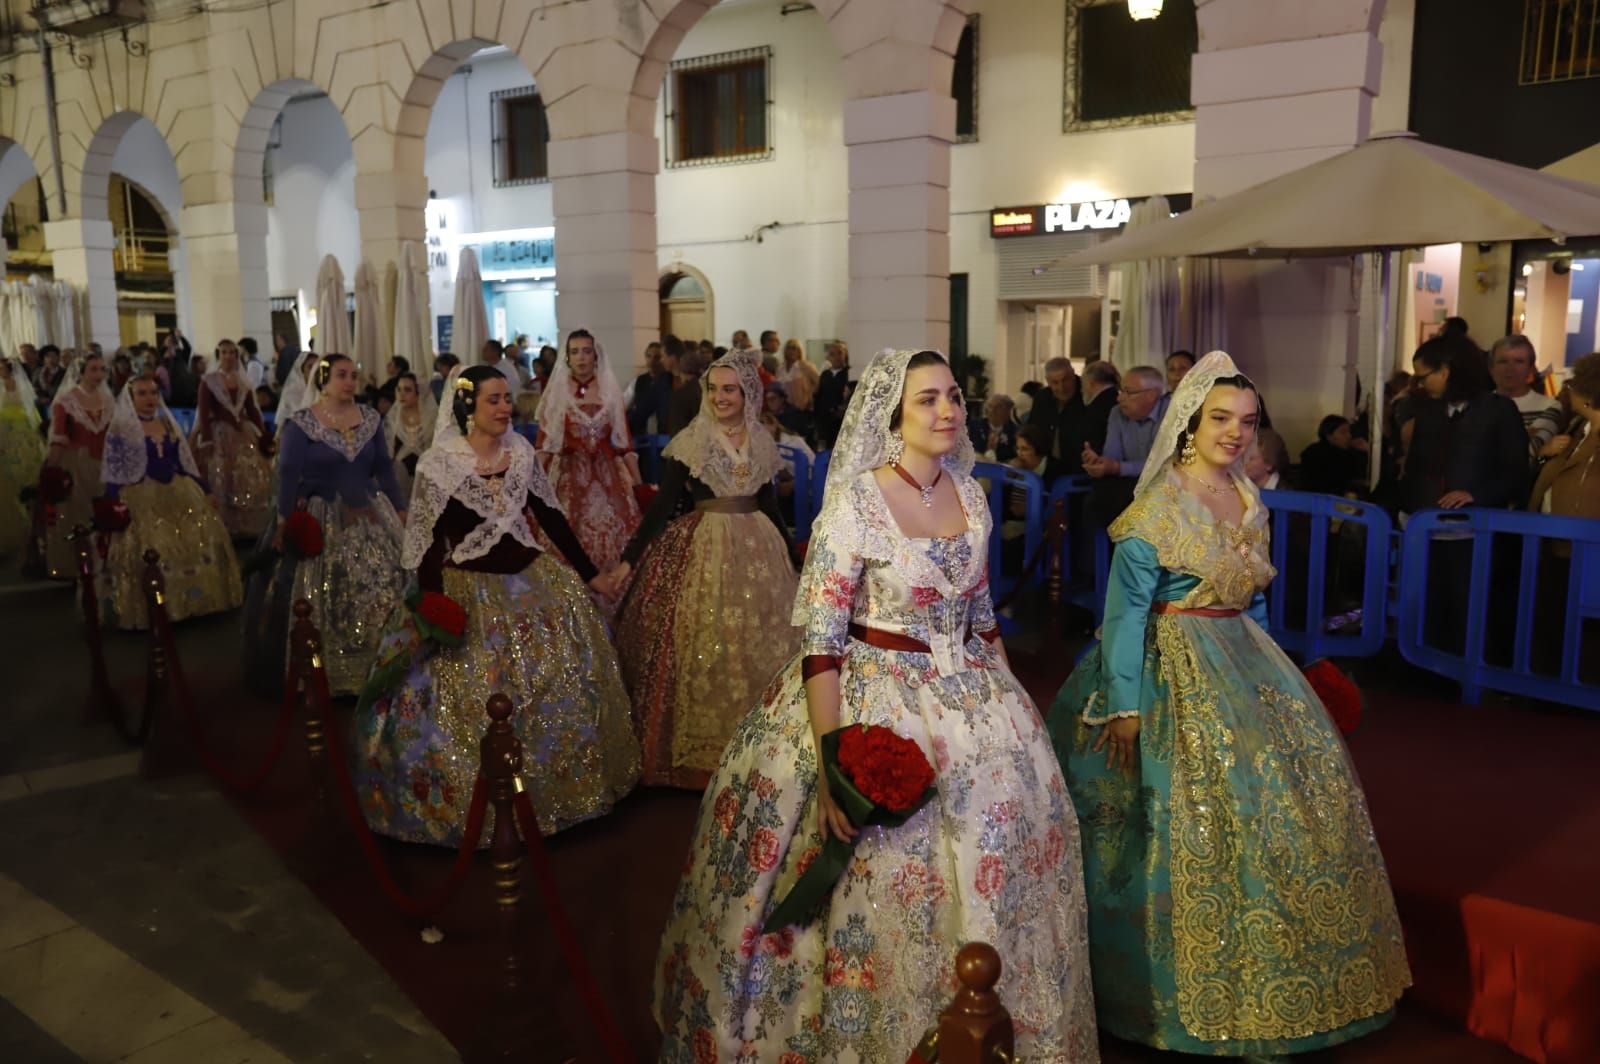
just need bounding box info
[762,723,936,932]
[283,510,324,558]
[1303,658,1363,736]
[37,466,73,504]
[411,588,467,646]
[92,497,131,534]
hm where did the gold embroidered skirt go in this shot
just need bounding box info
[615,509,799,788]
[102,478,243,630]
[351,555,640,846]
[0,412,44,557]
[43,447,102,580]
[201,421,272,539]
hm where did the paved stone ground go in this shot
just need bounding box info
[0,572,1524,1063]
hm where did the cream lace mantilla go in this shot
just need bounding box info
[289,406,381,462]
[663,350,781,497]
[401,430,561,570]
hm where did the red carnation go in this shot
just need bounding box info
[37,466,73,504]
[283,511,324,557]
[1304,658,1363,735]
[836,724,936,813]
[415,591,467,641]
[92,497,131,533]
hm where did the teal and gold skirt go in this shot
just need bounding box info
[1049,610,1411,1056]
[350,555,640,847]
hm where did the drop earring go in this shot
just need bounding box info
[1179,436,1197,465]
[885,430,906,466]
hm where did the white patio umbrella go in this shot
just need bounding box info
[314,254,352,358]
[451,246,488,364]
[1061,132,1600,482]
[392,240,429,367]
[26,275,51,347]
[351,260,384,382]
[1112,195,1179,370]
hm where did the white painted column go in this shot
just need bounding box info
[357,171,431,358]
[1191,0,1388,450]
[549,131,660,371]
[44,218,119,352]
[180,201,272,346]
[843,90,954,356]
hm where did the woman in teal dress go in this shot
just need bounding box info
[1048,351,1410,1059]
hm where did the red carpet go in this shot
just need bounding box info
[133,631,1596,1062]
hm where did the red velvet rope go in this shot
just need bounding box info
[512,790,635,1064]
[317,674,492,922]
[162,626,298,794]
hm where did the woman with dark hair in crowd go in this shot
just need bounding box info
[1049,351,1410,1057]
[100,377,242,629]
[654,348,1096,1061]
[193,339,273,538]
[243,354,409,694]
[1400,335,1528,516]
[351,366,638,845]
[383,371,435,501]
[534,327,642,614]
[1300,414,1371,496]
[606,351,798,788]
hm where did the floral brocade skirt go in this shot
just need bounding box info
[653,638,1098,1063]
[615,509,800,788]
[350,556,640,846]
[242,494,407,696]
[548,447,641,616]
[101,478,242,629]
[44,447,102,579]
[0,414,44,556]
[1048,612,1410,1056]
[201,421,272,538]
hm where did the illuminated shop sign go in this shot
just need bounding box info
[989,195,1194,239]
[458,227,557,280]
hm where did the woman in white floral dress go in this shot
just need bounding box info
[653,349,1098,1063]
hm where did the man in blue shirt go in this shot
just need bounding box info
[1083,364,1170,525]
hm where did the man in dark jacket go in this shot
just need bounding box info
[666,339,709,437]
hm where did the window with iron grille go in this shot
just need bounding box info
[492,86,549,186]
[1064,0,1196,131]
[1520,0,1600,84]
[954,15,980,142]
[666,46,773,168]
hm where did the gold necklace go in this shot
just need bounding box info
[1181,468,1230,496]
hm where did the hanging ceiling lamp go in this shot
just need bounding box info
[1128,0,1164,19]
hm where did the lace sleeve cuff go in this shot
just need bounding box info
[1079,690,1139,726]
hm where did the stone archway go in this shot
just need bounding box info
[0,139,44,278]
[659,263,715,342]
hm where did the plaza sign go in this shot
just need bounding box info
[990,198,1134,238]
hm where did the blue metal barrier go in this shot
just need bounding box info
[262,411,276,431]
[1046,476,1111,621]
[636,434,670,485]
[1397,509,1600,709]
[1259,489,1393,661]
[777,445,815,542]
[808,449,832,532]
[974,461,1043,601]
[169,407,197,434]
[515,423,539,446]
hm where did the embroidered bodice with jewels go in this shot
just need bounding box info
[1108,469,1277,610]
[798,470,997,677]
[277,407,405,516]
[562,403,624,452]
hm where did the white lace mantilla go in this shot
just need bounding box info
[102,387,201,487]
[401,430,562,570]
[203,371,254,424]
[289,406,381,462]
[663,350,781,497]
[50,387,112,444]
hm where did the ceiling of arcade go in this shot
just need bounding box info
[0,0,971,224]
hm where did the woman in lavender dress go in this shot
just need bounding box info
[244,354,409,694]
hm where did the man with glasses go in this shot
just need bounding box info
[1083,365,1170,524]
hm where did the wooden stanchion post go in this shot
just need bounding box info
[468,693,536,1062]
[139,549,194,778]
[72,525,121,726]
[937,943,1015,1064]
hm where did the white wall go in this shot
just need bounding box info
[654,1,850,352]
[107,117,192,331]
[0,143,38,223]
[264,94,359,313]
[950,0,1197,395]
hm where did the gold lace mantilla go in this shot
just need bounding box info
[1110,475,1276,610]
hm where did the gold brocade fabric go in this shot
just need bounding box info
[102,478,242,629]
[1156,612,1411,1043]
[0,409,45,556]
[44,447,103,579]
[1109,475,1276,610]
[291,495,408,695]
[617,509,799,787]
[351,555,640,845]
[202,421,272,538]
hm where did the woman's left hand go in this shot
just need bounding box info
[1437,490,1474,509]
